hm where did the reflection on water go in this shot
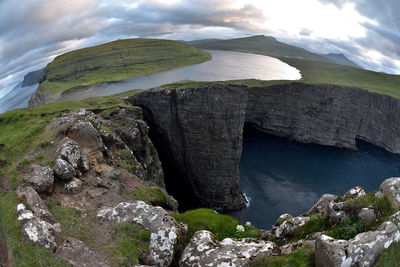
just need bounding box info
[228,126,400,229]
[58,50,301,101]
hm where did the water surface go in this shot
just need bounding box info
[229,126,400,229]
[58,50,301,101]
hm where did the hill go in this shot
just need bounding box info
[188,35,360,68]
[30,38,211,105]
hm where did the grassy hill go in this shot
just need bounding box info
[189,35,400,99]
[35,38,211,101]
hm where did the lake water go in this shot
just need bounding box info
[228,126,400,229]
[58,50,301,101]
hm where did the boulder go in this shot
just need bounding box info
[327,202,348,226]
[97,201,187,267]
[22,217,57,251]
[59,139,90,173]
[67,121,102,152]
[57,238,108,267]
[275,213,293,226]
[315,221,400,267]
[16,186,56,224]
[180,230,275,266]
[29,164,54,193]
[358,207,376,228]
[307,194,336,216]
[379,177,400,208]
[274,216,310,240]
[278,240,308,255]
[344,186,366,200]
[54,158,76,181]
[64,178,83,194]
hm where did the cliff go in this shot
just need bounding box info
[132,84,248,211]
[131,82,400,210]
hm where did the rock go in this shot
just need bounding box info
[29,165,54,193]
[64,178,83,194]
[358,207,376,227]
[307,194,336,216]
[315,221,400,267]
[97,201,187,267]
[278,240,308,255]
[275,213,293,226]
[327,202,347,226]
[67,121,102,152]
[16,186,56,224]
[59,139,81,169]
[344,186,366,200]
[54,158,76,181]
[165,194,179,211]
[57,238,108,267]
[374,191,383,200]
[22,218,57,250]
[18,210,34,221]
[132,84,248,210]
[28,91,51,107]
[389,211,400,227]
[179,230,275,266]
[274,216,310,240]
[379,177,400,208]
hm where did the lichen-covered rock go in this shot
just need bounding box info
[29,164,54,193]
[379,177,400,208]
[97,201,187,267]
[278,240,308,255]
[315,221,400,267]
[57,238,108,267]
[327,202,348,226]
[64,178,83,193]
[23,218,57,250]
[180,230,275,267]
[344,186,366,200]
[59,139,89,173]
[358,207,376,227]
[275,213,293,226]
[273,216,310,240]
[389,211,400,226]
[307,194,336,216]
[54,158,76,181]
[16,186,56,224]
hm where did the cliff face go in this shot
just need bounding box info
[247,83,400,154]
[132,84,247,211]
[132,82,400,210]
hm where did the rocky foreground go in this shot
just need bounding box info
[4,106,400,266]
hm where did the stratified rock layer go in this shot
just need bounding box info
[132,84,247,210]
[132,82,400,210]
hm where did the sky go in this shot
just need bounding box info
[1,0,400,99]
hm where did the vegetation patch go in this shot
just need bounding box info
[292,215,328,241]
[374,242,400,267]
[250,244,315,267]
[326,215,364,240]
[172,208,261,245]
[132,187,167,206]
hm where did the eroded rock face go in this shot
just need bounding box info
[132,84,248,210]
[379,177,400,208]
[97,201,187,267]
[315,221,400,267]
[29,164,54,193]
[180,230,275,267]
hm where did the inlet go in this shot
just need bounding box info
[227,124,400,229]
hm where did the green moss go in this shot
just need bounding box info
[250,244,315,267]
[132,187,167,206]
[36,38,211,101]
[374,242,400,267]
[172,208,261,246]
[105,223,150,266]
[0,192,69,266]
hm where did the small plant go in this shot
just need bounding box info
[236,225,245,232]
[327,215,364,240]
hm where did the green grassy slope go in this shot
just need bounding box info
[37,38,211,101]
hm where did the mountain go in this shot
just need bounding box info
[322,53,362,68]
[188,35,361,68]
[22,69,45,87]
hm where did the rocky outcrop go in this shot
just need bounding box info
[379,177,400,208]
[28,164,54,193]
[97,201,187,267]
[28,91,51,107]
[180,230,275,266]
[132,82,400,211]
[132,84,247,210]
[315,221,400,267]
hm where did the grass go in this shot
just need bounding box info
[36,38,211,101]
[132,187,167,206]
[104,223,150,266]
[250,244,315,267]
[292,215,328,241]
[374,242,400,267]
[172,208,261,246]
[0,192,69,266]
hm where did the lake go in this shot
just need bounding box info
[57,50,301,101]
[228,126,400,229]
